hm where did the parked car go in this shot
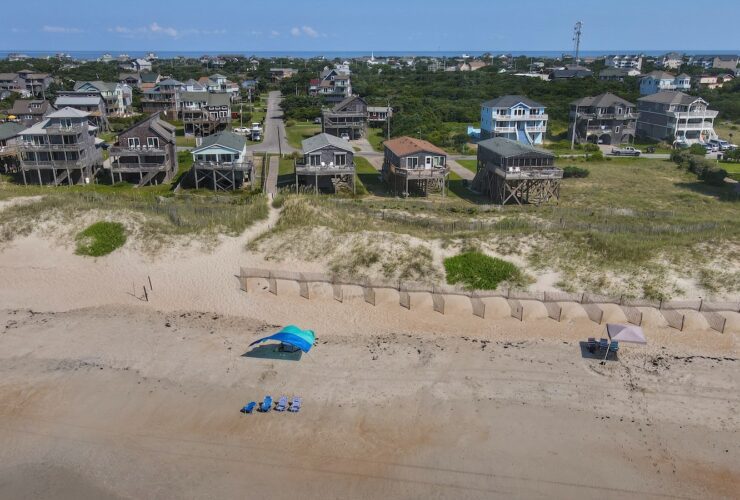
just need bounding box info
[313,117,322,124]
[702,143,717,153]
[709,139,730,151]
[611,146,642,156]
[233,127,250,135]
[340,133,350,141]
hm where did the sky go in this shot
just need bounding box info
[2,0,739,53]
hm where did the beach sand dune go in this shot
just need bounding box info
[0,306,737,500]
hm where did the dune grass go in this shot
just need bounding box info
[444,252,521,290]
[75,221,127,256]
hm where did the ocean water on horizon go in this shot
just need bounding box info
[1,49,738,61]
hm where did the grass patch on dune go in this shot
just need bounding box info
[75,221,127,256]
[444,252,521,290]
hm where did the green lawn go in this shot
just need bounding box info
[457,159,477,173]
[354,156,384,196]
[285,123,321,149]
[367,128,385,151]
[176,136,196,148]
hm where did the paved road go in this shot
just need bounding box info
[247,91,295,155]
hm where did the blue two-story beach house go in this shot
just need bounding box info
[480,95,548,145]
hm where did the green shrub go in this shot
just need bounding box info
[563,166,590,178]
[701,167,729,186]
[75,221,127,257]
[586,149,604,162]
[271,194,285,208]
[444,252,521,290]
[285,120,296,127]
[689,143,707,156]
[583,143,599,152]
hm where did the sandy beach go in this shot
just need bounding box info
[0,204,738,499]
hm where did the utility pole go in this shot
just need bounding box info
[386,99,391,141]
[573,21,583,66]
[571,105,578,150]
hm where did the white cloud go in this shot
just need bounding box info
[290,26,323,38]
[42,25,82,34]
[109,22,224,39]
[149,22,178,38]
[270,30,280,37]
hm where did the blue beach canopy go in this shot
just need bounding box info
[249,325,316,353]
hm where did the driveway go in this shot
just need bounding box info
[247,91,295,155]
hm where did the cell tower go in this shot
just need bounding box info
[573,21,583,65]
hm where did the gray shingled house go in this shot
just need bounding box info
[569,93,639,145]
[109,113,178,186]
[295,133,355,194]
[472,138,562,205]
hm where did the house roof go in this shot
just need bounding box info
[331,95,367,112]
[209,73,227,79]
[302,133,354,154]
[637,91,706,106]
[119,72,140,81]
[47,106,90,118]
[482,95,545,109]
[74,80,119,92]
[0,122,25,141]
[192,131,245,153]
[642,70,676,80]
[179,91,231,106]
[550,68,592,79]
[116,113,175,143]
[0,73,19,81]
[478,137,554,158]
[55,95,103,107]
[157,78,183,86]
[599,67,633,76]
[570,92,635,108]
[384,136,446,157]
[139,72,159,83]
[367,106,391,113]
[8,99,52,115]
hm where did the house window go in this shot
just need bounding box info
[434,156,445,167]
[615,126,620,134]
[147,137,160,148]
[406,156,419,168]
[128,137,140,147]
[514,108,525,116]
[335,153,347,166]
[309,154,321,166]
[219,111,227,118]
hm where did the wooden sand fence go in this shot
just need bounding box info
[238,267,738,332]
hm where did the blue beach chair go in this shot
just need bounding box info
[275,396,288,412]
[288,396,302,413]
[599,338,609,352]
[259,395,273,412]
[241,401,256,414]
[609,341,619,353]
[587,337,597,354]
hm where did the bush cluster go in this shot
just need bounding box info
[562,166,590,178]
[444,252,521,290]
[671,151,728,186]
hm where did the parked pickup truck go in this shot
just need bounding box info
[611,146,642,156]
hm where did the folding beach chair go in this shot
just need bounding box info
[609,341,619,353]
[241,402,257,414]
[599,338,609,352]
[275,396,288,412]
[259,395,273,412]
[288,397,302,413]
[587,337,597,354]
